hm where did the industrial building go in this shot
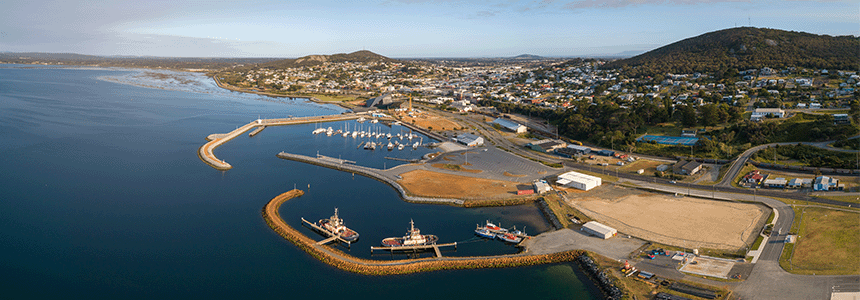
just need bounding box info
[491,118,528,133]
[533,180,551,194]
[365,93,394,108]
[454,133,484,147]
[555,171,602,191]
[527,139,567,153]
[581,221,617,239]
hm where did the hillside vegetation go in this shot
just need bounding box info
[260,50,396,69]
[603,27,860,76]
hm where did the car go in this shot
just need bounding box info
[670,180,677,184]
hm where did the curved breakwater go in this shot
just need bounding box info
[262,189,586,275]
[198,114,361,170]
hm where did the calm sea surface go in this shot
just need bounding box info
[0,65,599,299]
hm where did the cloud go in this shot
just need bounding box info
[563,0,750,9]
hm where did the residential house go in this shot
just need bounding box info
[750,108,785,121]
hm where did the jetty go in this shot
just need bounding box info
[276,152,464,206]
[371,242,457,258]
[198,114,365,170]
[248,126,266,137]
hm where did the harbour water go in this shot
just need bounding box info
[0,65,599,299]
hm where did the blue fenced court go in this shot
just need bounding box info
[637,135,699,146]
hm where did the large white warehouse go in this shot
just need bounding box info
[581,221,617,239]
[556,171,602,191]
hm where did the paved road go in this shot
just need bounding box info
[418,106,860,299]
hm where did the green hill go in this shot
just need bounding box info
[602,27,860,76]
[261,50,396,68]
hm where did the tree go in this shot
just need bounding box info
[699,104,719,127]
[679,105,698,127]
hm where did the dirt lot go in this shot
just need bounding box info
[395,110,465,132]
[570,186,768,250]
[397,169,519,199]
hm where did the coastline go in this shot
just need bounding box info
[212,76,355,111]
[262,189,586,275]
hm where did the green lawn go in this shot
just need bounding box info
[787,207,860,275]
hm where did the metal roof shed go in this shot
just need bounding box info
[581,221,617,239]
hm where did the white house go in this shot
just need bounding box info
[751,108,785,121]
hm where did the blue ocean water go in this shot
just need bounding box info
[0,65,599,299]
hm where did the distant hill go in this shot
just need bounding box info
[602,27,860,76]
[511,54,543,60]
[261,50,396,68]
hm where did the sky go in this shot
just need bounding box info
[1,0,857,58]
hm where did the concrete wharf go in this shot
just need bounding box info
[370,242,457,258]
[276,152,465,206]
[301,217,353,246]
[384,156,419,163]
[248,126,266,137]
[198,113,363,170]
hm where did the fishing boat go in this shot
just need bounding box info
[496,232,522,243]
[381,219,438,247]
[313,208,359,242]
[387,142,394,150]
[481,221,507,234]
[474,227,496,239]
[412,141,419,149]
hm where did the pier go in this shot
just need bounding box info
[276,152,465,206]
[370,242,457,258]
[198,113,363,170]
[301,217,352,246]
[248,126,266,137]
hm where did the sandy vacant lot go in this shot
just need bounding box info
[397,111,465,131]
[573,188,767,250]
[397,169,518,199]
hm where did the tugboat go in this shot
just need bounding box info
[315,208,359,242]
[381,219,438,247]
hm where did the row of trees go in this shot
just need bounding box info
[482,99,857,160]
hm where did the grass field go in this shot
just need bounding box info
[306,93,360,102]
[815,195,860,204]
[787,207,860,275]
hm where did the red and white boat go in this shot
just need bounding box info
[381,219,438,247]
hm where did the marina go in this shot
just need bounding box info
[199,113,368,170]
